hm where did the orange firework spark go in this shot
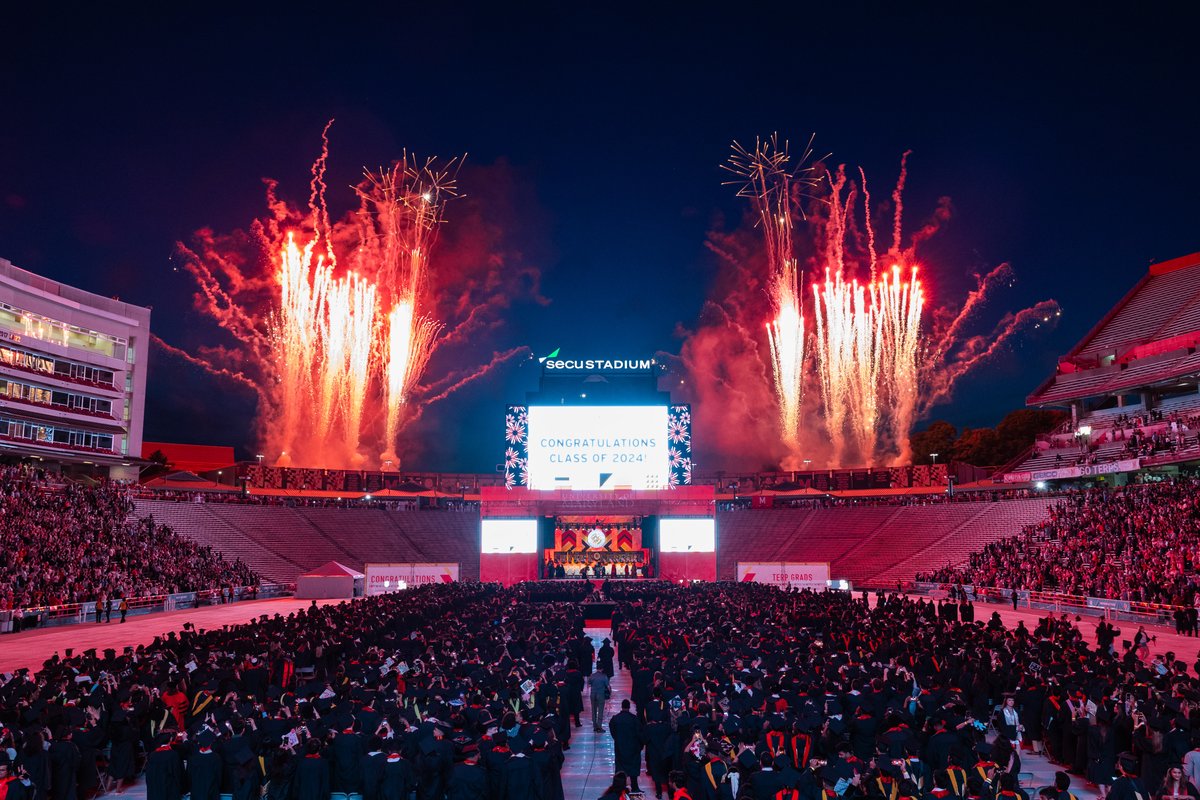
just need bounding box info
[355,156,460,466]
[176,125,464,469]
[723,134,822,449]
[813,165,924,466]
[726,136,1060,469]
[873,264,924,460]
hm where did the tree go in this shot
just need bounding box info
[142,449,171,481]
[952,427,1004,466]
[909,421,957,465]
[993,409,1068,464]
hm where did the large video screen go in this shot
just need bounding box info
[480,518,539,553]
[523,405,668,490]
[504,403,692,490]
[659,517,716,552]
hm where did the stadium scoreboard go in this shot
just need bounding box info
[504,403,692,490]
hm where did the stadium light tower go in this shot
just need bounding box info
[930,453,939,465]
[255,454,264,465]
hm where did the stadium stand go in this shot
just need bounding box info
[0,467,257,610]
[1009,252,1200,478]
[920,478,1200,604]
[133,499,482,581]
[716,498,1054,584]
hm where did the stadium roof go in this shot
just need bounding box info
[1028,252,1200,405]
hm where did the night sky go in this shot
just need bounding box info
[2,7,1198,472]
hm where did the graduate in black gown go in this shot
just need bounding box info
[145,733,184,800]
[188,733,223,800]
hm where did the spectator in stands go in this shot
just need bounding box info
[0,466,257,612]
[920,479,1200,605]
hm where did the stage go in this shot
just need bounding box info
[479,486,718,586]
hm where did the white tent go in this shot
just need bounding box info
[295,561,364,599]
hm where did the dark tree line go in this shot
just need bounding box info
[909,408,1067,467]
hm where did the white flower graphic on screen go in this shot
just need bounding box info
[668,418,690,445]
[505,415,526,444]
[668,447,683,469]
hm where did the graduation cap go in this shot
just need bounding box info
[233,743,256,766]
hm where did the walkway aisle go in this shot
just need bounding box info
[560,627,627,800]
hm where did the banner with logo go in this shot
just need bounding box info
[1003,457,1140,483]
[736,562,830,590]
[364,563,459,595]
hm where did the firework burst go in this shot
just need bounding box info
[354,156,460,465]
[175,125,470,468]
[725,136,1057,468]
[722,134,823,449]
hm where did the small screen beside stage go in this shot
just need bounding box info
[480,518,539,553]
[525,405,669,490]
[658,517,715,552]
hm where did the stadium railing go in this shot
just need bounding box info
[900,581,1181,627]
[0,583,294,634]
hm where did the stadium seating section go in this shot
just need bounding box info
[133,500,482,582]
[135,497,1055,589]
[716,498,1053,585]
[1007,391,1200,474]
[0,469,257,610]
[921,478,1200,604]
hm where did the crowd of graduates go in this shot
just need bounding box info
[0,582,585,800]
[597,582,1200,800]
[0,467,259,611]
[5,580,1200,800]
[918,479,1200,605]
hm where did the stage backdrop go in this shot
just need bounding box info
[736,562,830,591]
[547,518,650,570]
